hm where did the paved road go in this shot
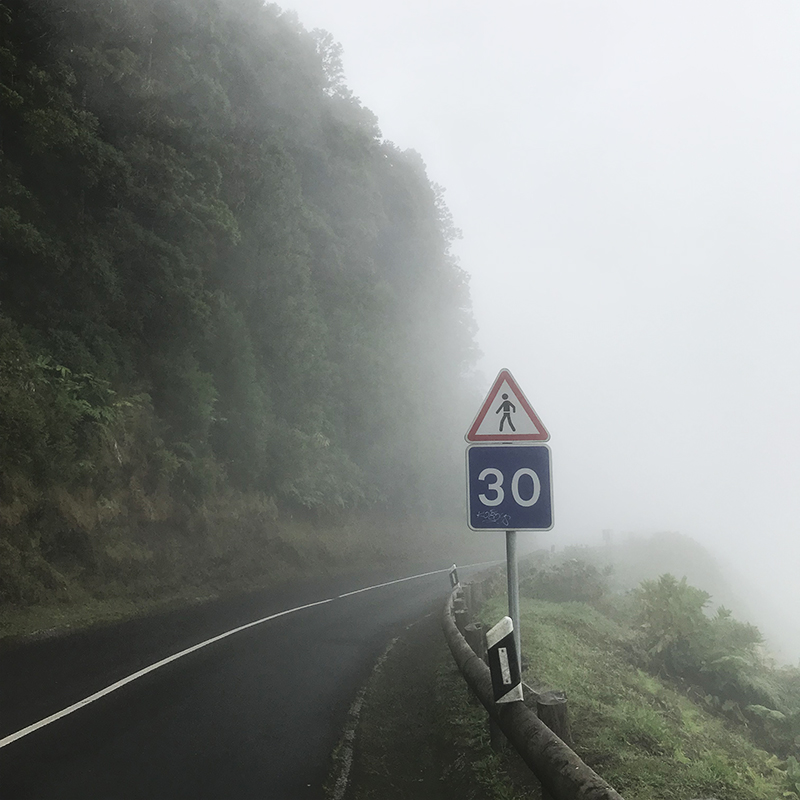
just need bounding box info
[0,564,469,799]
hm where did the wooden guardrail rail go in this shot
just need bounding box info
[442,586,625,800]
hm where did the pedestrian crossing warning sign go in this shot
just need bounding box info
[465,369,549,443]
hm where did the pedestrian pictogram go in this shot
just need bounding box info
[496,394,516,432]
[465,369,549,442]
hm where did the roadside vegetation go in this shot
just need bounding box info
[0,0,480,631]
[344,538,800,800]
[476,543,800,799]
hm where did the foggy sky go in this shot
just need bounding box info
[282,0,800,661]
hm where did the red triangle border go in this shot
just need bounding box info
[465,369,550,442]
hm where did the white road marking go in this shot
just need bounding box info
[0,560,501,749]
[0,598,332,749]
[336,559,500,599]
[331,636,398,800]
[337,568,449,598]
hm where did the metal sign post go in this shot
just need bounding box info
[464,368,553,684]
[506,530,521,671]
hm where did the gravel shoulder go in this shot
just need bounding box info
[328,601,541,800]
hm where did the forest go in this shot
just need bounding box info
[0,0,479,608]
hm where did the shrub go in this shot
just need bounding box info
[520,558,611,603]
[633,574,712,677]
[632,574,788,732]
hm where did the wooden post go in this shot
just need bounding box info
[467,581,477,612]
[453,593,470,634]
[455,611,469,634]
[536,690,572,746]
[462,582,473,617]
[522,687,566,800]
[464,622,486,660]
[470,579,484,612]
[464,622,486,706]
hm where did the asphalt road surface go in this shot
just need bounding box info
[0,563,473,799]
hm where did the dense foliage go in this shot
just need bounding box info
[632,574,800,759]
[494,594,794,800]
[520,557,612,603]
[520,547,800,766]
[0,0,478,602]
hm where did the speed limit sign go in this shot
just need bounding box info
[466,444,553,531]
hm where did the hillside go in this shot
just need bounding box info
[506,549,800,798]
[0,0,479,616]
[338,554,800,799]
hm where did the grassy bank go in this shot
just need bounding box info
[0,509,492,642]
[340,563,796,800]
[479,593,793,800]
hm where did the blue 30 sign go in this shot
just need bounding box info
[466,445,553,531]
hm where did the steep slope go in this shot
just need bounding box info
[0,0,479,609]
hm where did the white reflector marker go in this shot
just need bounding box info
[486,616,523,703]
[498,647,512,684]
[449,564,460,589]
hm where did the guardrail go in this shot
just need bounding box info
[442,583,625,800]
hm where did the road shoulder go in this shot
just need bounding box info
[327,603,541,800]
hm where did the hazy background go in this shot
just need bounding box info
[280,0,800,662]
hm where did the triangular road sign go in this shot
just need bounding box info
[466,369,549,442]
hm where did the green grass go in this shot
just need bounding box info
[0,587,218,644]
[481,595,791,800]
[432,657,543,800]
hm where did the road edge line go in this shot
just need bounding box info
[2,560,501,749]
[0,597,332,749]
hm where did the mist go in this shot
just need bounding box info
[282,0,800,663]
